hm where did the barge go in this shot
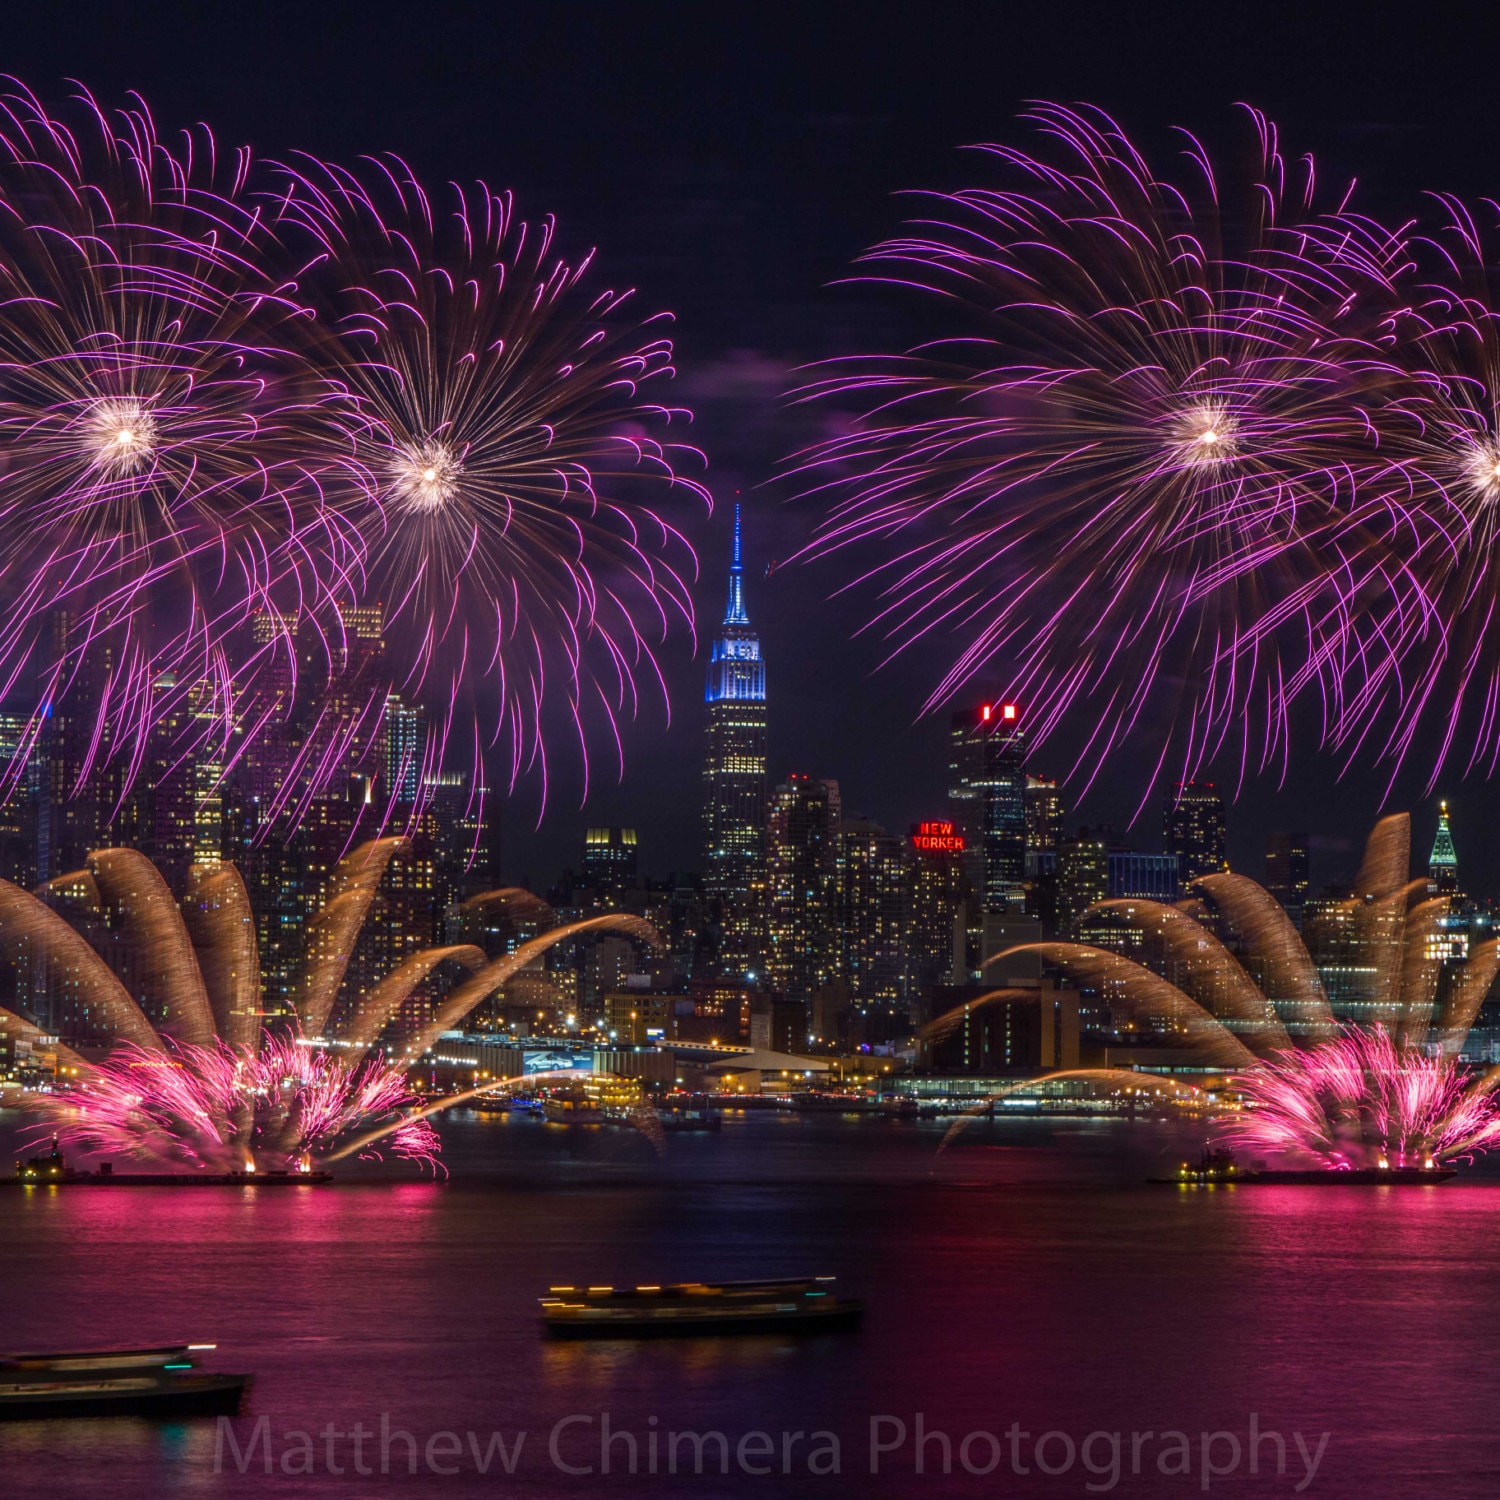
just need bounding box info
[4,1142,331,1186]
[1152,1147,1457,1186]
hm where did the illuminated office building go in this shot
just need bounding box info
[905,819,965,1012]
[583,826,639,896]
[1429,801,1459,895]
[765,775,840,1003]
[701,504,768,977]
[1163,781,1228,886]
[949,703,1027,913]
[838,816,906,1014]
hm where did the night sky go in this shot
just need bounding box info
[6,2,1496,892]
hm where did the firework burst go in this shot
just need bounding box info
[267,153,708,801]
[790,103,1414,794]
[1311,194,1500,785]
[1222,1026,1500,1169]
[3,838,661,1172]
[0,83,362,791]
[935,812,1500,1170]
[35,1029,441,1173]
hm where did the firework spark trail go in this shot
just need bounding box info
[943,814,1500,1170]
[1310,193,1500,788]
[10,839,663,1172]
[788,102,1440,794]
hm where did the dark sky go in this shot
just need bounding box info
[7,0,1496,892]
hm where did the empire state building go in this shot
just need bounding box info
[702,504,768,976]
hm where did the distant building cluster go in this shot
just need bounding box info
[4,510,1493,1083]
[0,604,498,1046]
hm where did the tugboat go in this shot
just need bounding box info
[0,1344,248,1419]
[1151,1145,1457,1186]
[540,1277,863,1338]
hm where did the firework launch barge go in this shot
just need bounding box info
[1152,1148,1457,1186]
[0,1345,248,1420]
[3,1143,333,1186]
[541,1278,863,1338]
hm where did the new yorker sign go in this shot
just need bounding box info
[910,821,965,854]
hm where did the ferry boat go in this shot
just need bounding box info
[540,1277,863,1338]
[541,1094,608,1126]
[1152,1146,1457,1186]
[0,1344,248,1419]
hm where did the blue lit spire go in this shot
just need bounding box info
[723,502,750,626]
[705,502,764,704]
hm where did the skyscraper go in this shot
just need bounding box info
[583,827,639,895]
[1429,801,1458,895]
[765,775,840,1004]
[701,504,768,977]
[838,815,906,1017]
[1163,781,1228,886]
[1265,831,1311,926]
[949,703,1027,913]
[1024,773,1064,872]
[905,819,965,1015]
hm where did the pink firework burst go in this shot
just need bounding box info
[34,1028,440,1174]
[1222,1026,1500,1169]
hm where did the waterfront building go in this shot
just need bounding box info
[1163,781,1228,886]
[701,505,768,978]
[904,819,966,1016]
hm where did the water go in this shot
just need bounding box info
[3,1109,1499,1497]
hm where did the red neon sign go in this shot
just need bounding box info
[911,820,965,853]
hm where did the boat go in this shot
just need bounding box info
[4,1141,332,1186]
[656,1108,722,1132]
[1151,1146,1457,1186]
[540,1277,863,1338]
[0,1344,248,1420]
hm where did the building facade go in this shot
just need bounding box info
[1163,781,1228,887]
[701,505,768,979]
[949,703,1027,914]
[765,775,841,1004]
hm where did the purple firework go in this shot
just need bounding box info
[0,83,362,796]
[1311,194,1500,786]
[266,153,709,809]
[789,103,1410,798]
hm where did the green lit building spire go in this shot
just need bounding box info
[1429,800,1458,894]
